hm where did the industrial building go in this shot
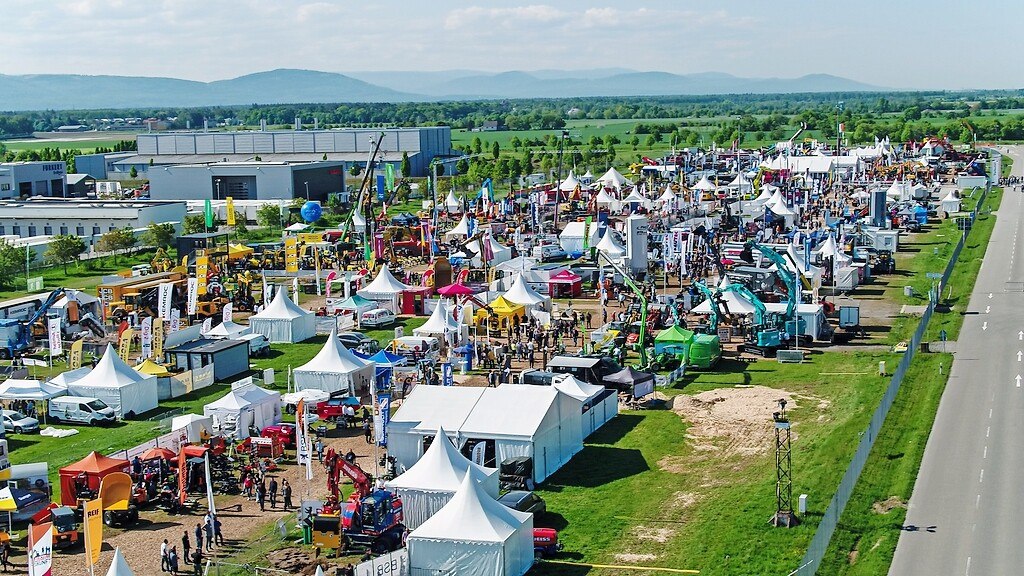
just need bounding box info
[74,152,137,180]
[110,127,452,178]
[0,162,67,199]
[147,160,344,201]
[0,199,186,238]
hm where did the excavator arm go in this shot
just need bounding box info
[720,283,769,326]
[693,281,723,334]
[740,242,799,321]
[597,252,648,367]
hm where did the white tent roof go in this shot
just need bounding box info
[296,328,370,373]
[754,187,774,203]
[409,470,530,542]
[728,173,750,188]
[598,167,631,189]
[493,256,537,274]
[0,378,66,400]
[392,386,486,434]
[205,320,250,338]
[595,188,618,206]
[387,426,497,494]
[105,548,135,576]
[596,230,626,257]
[285,223,310,232]
[171,413,212,431]
[503,274,548,306]
[414,299,460,336]
[281,389,331,405]
[444,190,462,211]
[559,170,580,192]
[765,188,785,208]
[359,265,410,295]
[622,189,649,204]
[351,209,366,229]
[559,221,599,243]
[551,374,604,403]
[48,367,91,387]
[445,214,471,238]
[74,344,148,387]
[205,390,249,411]
[886,181,907,199]
[657,186,676,203]
[691,282,758,315]
[769,200,797,217]
[252,287,309,320]
[939,189,958,202]
[692,175,717,191]
[459,385,561,439]
[582,170,594,179]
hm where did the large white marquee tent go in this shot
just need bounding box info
[65,344,158,418]
[357,265,410,313]
[294,328,375,396]
[249,288,316,343]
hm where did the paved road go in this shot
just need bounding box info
[889,147,1024,575]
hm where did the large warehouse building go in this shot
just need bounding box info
[147,160,345,201]
[109,126,452,180]
[0,162,67,199]
[0,199,186,238]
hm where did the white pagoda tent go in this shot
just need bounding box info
[249,287,316,343]
[294,328,375,396]
[580,170,594,185]
[768,199,798,227]
[692,175,717,193]
[386,426,499,529]
[598,167,631,189]
[502,274,550,311]
[105,548,136,576]
[595,229,626,258]
[463,233,512,267]
[551,374,617,439]
[413,299,463,344]
[594,188,620,211]
[407,473,534,576]
[357,265,410,313]
[559,170,581,192]
[657,186,677,210]
[558,221,600,254]
[728,172,752,195]
[622,188,651,210]
[445,214,471,239]
[351,209,366,233]
[444,190,462,212]
[939,189,961,214]
[65,344,158,418]
[205,320,250,338]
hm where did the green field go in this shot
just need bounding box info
[2,137,129,153]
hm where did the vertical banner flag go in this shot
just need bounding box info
[169,309,181,332]
[376,175,386,201]
[200,317,213,336]
[118,328,134,361]
[377,392,391,447]
[68,338,83,369]
[83,498,103,569]
[204,199,214,229]
[385,164,395,193]
[284,237,299,273]
[158,283,174,319]
[178,448,188,505]
[441,362,453,386]
[222,302,233,324]
[204,452,217,515]
[140,316,153,360]
[325,271,337,298]
[481,232,494,262]
[187,277,198,316]
[296,400,307,466]
[47,317,62,355]
[28,521,53,576]
[583,216,593,250]
[152,318,164,359]
[196,255,209,295]
[225,196,235,226]
[292,277,299,304]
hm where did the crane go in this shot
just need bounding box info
[597,251,649,368]
[0,288,66,358]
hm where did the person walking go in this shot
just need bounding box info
[363,419,372,443]
[204,517,214,550]
[315,438,324,463]
[214,516,224,546]
[269,478,279,509]
[191,549,203,576]
[194,523,203,556]
[181,530,191,565]
[0,540,10,572]
[161,539,170,572]
[282,480,293,510]
[168,546,179,575]
[256,481,266,512]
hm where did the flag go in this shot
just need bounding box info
[225,196,235,226]
[325,271,337,298]
[169,309,181,332]
[385,164,395,193]
[187,277,198,316]
[481,232,494,262]
[583,216,593,250]
[204,199,214,229]
[27,521,52,576]
[376,392,391,447]
[292,277,299,303]
[178,448,188,505]
[47,317,62,355]
[200,317,212,335]
[158,283,174,319]
[140,316,153,359]
[83,498,103,569]
[152,318,164,359]
[204,452,217,515]
[118,328,134,361]
[222,302,233,324]
[68,338,83,369]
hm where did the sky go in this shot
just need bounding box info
[1,0,1017,90]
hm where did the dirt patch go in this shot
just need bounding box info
[631,525,676,543]
[872,496,907,515]
[670,386,797,460]
[671,491,699,509]
[614,552,659,562]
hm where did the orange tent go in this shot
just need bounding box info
[58,451,130,506]
[140,447,176,461]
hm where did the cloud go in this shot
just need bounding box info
[444,5,568,30]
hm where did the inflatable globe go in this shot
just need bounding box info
[300,201,323,223]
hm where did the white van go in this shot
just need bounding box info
[360,308,396,328]
[49,396,116,425]
[392,336,440,360]
[236,333,270,357]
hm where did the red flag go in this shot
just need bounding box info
[178,447,187,504]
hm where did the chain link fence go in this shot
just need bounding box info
[795,181,990,575]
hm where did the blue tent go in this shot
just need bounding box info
[369,349,407,367]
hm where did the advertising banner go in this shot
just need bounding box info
[187,277,198,316]
[158,283,174,319]
[140,316,153,360]
[285,237,299,272]
[68,338,83,369]
[118,328,134,361]
[196,256,209,295]
[152,318,165,359]
[27,521,52,576]
[83,498,103,568]
[225,196,235,226]
[47,317,62,355]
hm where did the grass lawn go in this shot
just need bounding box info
[531,350,893,575]
[3,138,130,153]
[0,249,161,300]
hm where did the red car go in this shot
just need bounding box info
[261,424,296,449]
[316,398,361,422]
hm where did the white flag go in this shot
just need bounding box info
[222,303,233,324]
[47,317,62,355]
[187,277,198,316]
[204,452,217,515]
[158,283,174,320]
[140,316,153,359]
[169,308,181,332]
[292,278,299,303]
[201,317,213,335]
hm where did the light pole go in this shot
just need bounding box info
[304,181,309,200]
[835,101,845,155]
[554,129,569,228]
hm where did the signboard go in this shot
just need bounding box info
[68,338,83,369]
[263,368,275,386]
[47,317,62,355]
[297,233,323,245]
[394,326,404,339]
[377,174,386,201]
[717,327,732,344]
[354,547,409,576]
[231,376,254,390]
[27,521,52,576]
[196,256,209,295]
[118,328,134,361]
[187,277,198,316]
[140,316,153,359]
[83,498,103,569]
[441,362,453,386]
[225,196,236,226]
[376,392,391,447]
[169,308,181,332]
[152,318,165,359]
[284,237,299,273]
[27,276,44,292]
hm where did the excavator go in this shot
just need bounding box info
[720,283,783,357]
[739,241,806,341]
[597,251,650,368]
[312,448,405,554]
[0,288,103,358]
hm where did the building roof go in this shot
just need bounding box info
[165,337,247,355]
[116,153,414,166]
[66,173,94,185]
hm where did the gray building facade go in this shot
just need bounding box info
[0,162,67,199]
[0,199,186,238]
[148,161,345,202]
[75,152,137,180]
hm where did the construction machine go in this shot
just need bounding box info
[0,288,67,358]
[597,252,650,368]
[314,448,405,554]
[31,504,81,550]
[739,242,806,340]
[720,283,783,357]
[98,472,140,527]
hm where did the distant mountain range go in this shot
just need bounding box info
[0,68,884,111]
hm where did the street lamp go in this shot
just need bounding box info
[835,101,845,154]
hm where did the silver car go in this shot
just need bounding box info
[2,410,39,434]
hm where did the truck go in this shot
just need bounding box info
[0,289,71,358]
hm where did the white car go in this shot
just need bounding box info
[360,308,397,328]
[2,410,39,434]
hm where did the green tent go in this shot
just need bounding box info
[654,325,695,355]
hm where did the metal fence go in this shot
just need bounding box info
[795,182,990,575]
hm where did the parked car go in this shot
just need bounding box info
[392,336,440,361]
[337,331,376,352]
[498,491,546,515]
[315,397,362,422]
[2,410,39,434]
[261,424,296,449]
[236,333,270,357]
[538,245,567,262]
[360,308,396,328]
[48,396,116,425]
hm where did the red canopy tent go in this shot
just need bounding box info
[548,269,583,298]
[140,447,176,461]
[436,283,475,297]
[58,451,130,505]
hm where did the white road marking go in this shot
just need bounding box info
[1018,374,1022,388]
[967,556,972,575]
[986,305,991,313]
[989,408,993,418]
[1019,331,1023,340]
[987,426,991,438]
[984,446,988,458]
[982,322,988,330]
[980,469,984,483]
[976,494,981,508]
[1018,351,1022,361]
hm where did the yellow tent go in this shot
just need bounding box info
[475,295,526,331]
[228,243,255,260]
[134,358,171,377]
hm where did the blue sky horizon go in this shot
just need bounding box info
[3,0,1015,90]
